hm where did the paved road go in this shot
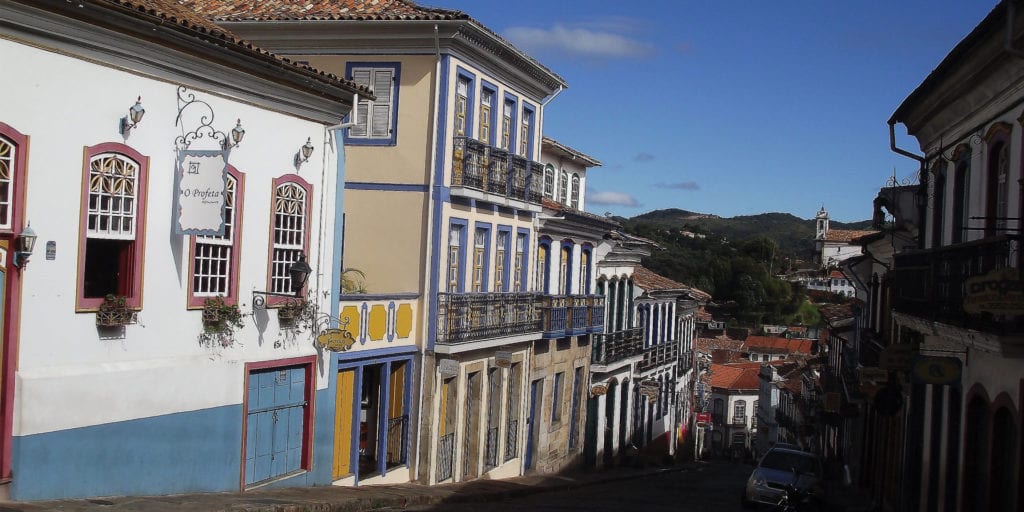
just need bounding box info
[385,460,755,512]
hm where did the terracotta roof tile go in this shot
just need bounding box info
[176,0,465,21]
[696,337,744,353]
[825,229,877,243]
[633,266,688,292]
[709,363,761,391]
[80,0,368,96]
[742,335,814,355]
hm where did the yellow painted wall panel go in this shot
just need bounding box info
[333,369,356,478]
[368,304,387,341]
[395,303,413,339]
[340,305,360,341]
[342,191,427,294]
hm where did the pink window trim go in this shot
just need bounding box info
[187,166,246,308]
[75,142,150,312]
[265,174,312,307]
[239,355,317,490]
[0,122,28,482]
[0,123,28,238]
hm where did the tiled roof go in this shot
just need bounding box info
[780,378,803,395]
[742,336,814,355]
[73,0,368,96]
[176,0,466,21]
[817,302,855,322]
[180,0,566,88]
[696,336,744,353]
[542,137,602,167]
[540,198,621,227]
[709,363,761,391]
[825,229,876,243]
[633,266,688,292]
[828,270,846,279]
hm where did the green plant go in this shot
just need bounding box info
[277,298,315,328]
[201,296,244,333]
[96,294,135,326]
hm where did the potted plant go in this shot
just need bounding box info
[277,298,313,326]
[202,296,244,333]
[96,294,134,326]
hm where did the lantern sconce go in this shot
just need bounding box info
[118,97,146,137]
[251,254,314,307]
[222,119,246,150]
[294,137,314,168]
[13,223,38,268]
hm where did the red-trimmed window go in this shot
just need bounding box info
[267,175,311,305]
[77,143,149,310]
[0,123,28,235]
[188,167,245,307]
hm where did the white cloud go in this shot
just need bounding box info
[588,191,641,207]
[503,24,655,60]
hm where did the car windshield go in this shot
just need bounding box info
[760,450,820,476]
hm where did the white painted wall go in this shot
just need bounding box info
[4,40,340,435]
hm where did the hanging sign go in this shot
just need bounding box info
[910,356,962,386]
[174,149,228,235]
[494,351,512,368]
[438,358,460,377]
[963,268,1024,315]
[315,329,356,352]
[590,383,608,396]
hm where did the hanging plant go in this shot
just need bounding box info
[199,296,245,346]
[277,298,315,328]
[96,294,136,327]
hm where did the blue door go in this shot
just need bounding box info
[245,366,307,486]
[524,379,541,470]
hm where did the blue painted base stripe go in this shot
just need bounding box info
[11,386,335,501]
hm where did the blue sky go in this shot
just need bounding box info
[432,0,997,222]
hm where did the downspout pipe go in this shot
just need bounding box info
[413,22,443,483]
[888,120,925,165]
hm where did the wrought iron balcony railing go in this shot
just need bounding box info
[892,235,1022,335]
[451,136,542,205]
[437,293,542,344]
[437,432,455,482]
[732,415,747,426]
[541,295,606,338]
[386,415,408,468]
[592,327,644,366]
[640,341,679,371]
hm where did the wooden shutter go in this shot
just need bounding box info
[350,69,371,137]
[370,69,393,138]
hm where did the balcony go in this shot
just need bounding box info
[591,327,643,368]
[436,293,542,345]
[677,350,694,375]
[540,295,605,338]
[640,341,679,372]
[732,415,747,426]
[892,236,1023,336]
[451,137,543,209]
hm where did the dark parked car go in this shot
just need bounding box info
[743,447,822,508]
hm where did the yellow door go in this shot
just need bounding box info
[389,363,405,419]
[333,369,356,479]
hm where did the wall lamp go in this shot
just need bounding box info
[13,223,37,268]
[118,97,146,137]
[251,255,314,308]
[222,119,246,150]
[294,137,314,167]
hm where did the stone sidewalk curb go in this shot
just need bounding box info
[0,464,695,512]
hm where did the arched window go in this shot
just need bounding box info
[570,173,580,209]
[267,175,311,305]
[952,146,971,244]
[189,167,244,306]
[559,170,569,205]
[931,161,946,248]
[77,143,150,310]
[989,141,1009,237]
[733,400,747,425]
[543,164,555,198]
[536,238,550,293]
[559,243,571,294]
